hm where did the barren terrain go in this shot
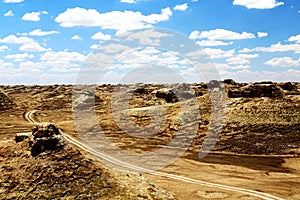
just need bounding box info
[0,80,299,199]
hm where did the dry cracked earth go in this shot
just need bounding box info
[0,80,299,199]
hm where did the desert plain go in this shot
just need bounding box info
[0,80,299,199]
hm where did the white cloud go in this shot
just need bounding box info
[5,53,34,62]
[0,59,13,67]
[71,35,82,41]
[196,40,233,46]
[265,57,300,67]
[189,29,255,41]
[119,29,171,46]
[93,43,130,54]
[4,10,14,17]
[0,45,9,52]
[257,32,268,38]
[220,69,300,82]
[21,11,48,22]
[3,0,23,3]
[91,32,111,40]
[185,48,235,59]
[174,3,188,11]
[0,35,34,44]
[288,34,300,43]
[215,63,250,70]
[240,42,300,54]
[120,0,136,3]
[55,7,172,32]
[41,51,86,62]
[90,44,101,49]
[19,42,47,52]
[226,53,259,65]
[233,0,284,9]
[18,61,44,69]
[39,51,86,73]
[29,29,59,36]
[204,48,235,59]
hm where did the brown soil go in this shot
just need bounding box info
[0,81,299,199]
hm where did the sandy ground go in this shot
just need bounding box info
[145,154,300,199]
[0,83,299,199]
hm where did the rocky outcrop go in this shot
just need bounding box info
[153,88,178,103]
[3,126,174,200]
[73,88,103,110]
[227,82,284,98]
[15,123,65,157]
[152,84,197,103]
[30,123,65,156]
[0,90,14,111]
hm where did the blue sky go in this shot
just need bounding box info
[0,0,299,84]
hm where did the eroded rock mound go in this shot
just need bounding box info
[15,123,65,156]
[228,82,284,98]
[0,90,14,111]
[2,125,174,199]
[30,123,65,156]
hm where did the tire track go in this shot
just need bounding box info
[24,110,284,200]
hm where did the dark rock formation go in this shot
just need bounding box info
[153,88,178,103]
[278,82,297,91]
[223,79,236,85]
[15,123,65,157]
[30,123,65,156]
[228,83,284,98]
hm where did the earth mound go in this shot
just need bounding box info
[0,90,14,111]
[0,125,174,200]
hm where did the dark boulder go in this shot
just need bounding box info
[17,123,66,157]
[228,83,284,98]
[278,82,297,91]
[223,79,236,85]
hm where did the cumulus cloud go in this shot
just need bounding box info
[220,69,300,82]
[3,0,23,3]
[265,57,300,67]
[5,53,34,62]
[215,63,250,70]
[288,34,300,43]
[0,59,13,67]
[38,51,87,73]
[0,45,9,52]
[19,42,47,52]
[257,32,268,38]
[4,10,14,17]
[233,0,284,9]
[185,48,235,59]
[0,35,34,44]
[91,32,111,40]
[55,7,172,32]
[21,11,48,22]
[29,29,59,36]
[226,53,259,65]
[120,0,136,3]
[189,29,255,41]
[71,35,82,41]
[240,42,300,54]
[196,40,233,46]
[41,51,86,62]
[174,3,188,11]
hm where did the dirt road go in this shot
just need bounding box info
[23,110,290,200]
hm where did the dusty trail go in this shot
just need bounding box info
[24,110,285,200]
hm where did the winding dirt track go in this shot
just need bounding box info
[24,110,284,200]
